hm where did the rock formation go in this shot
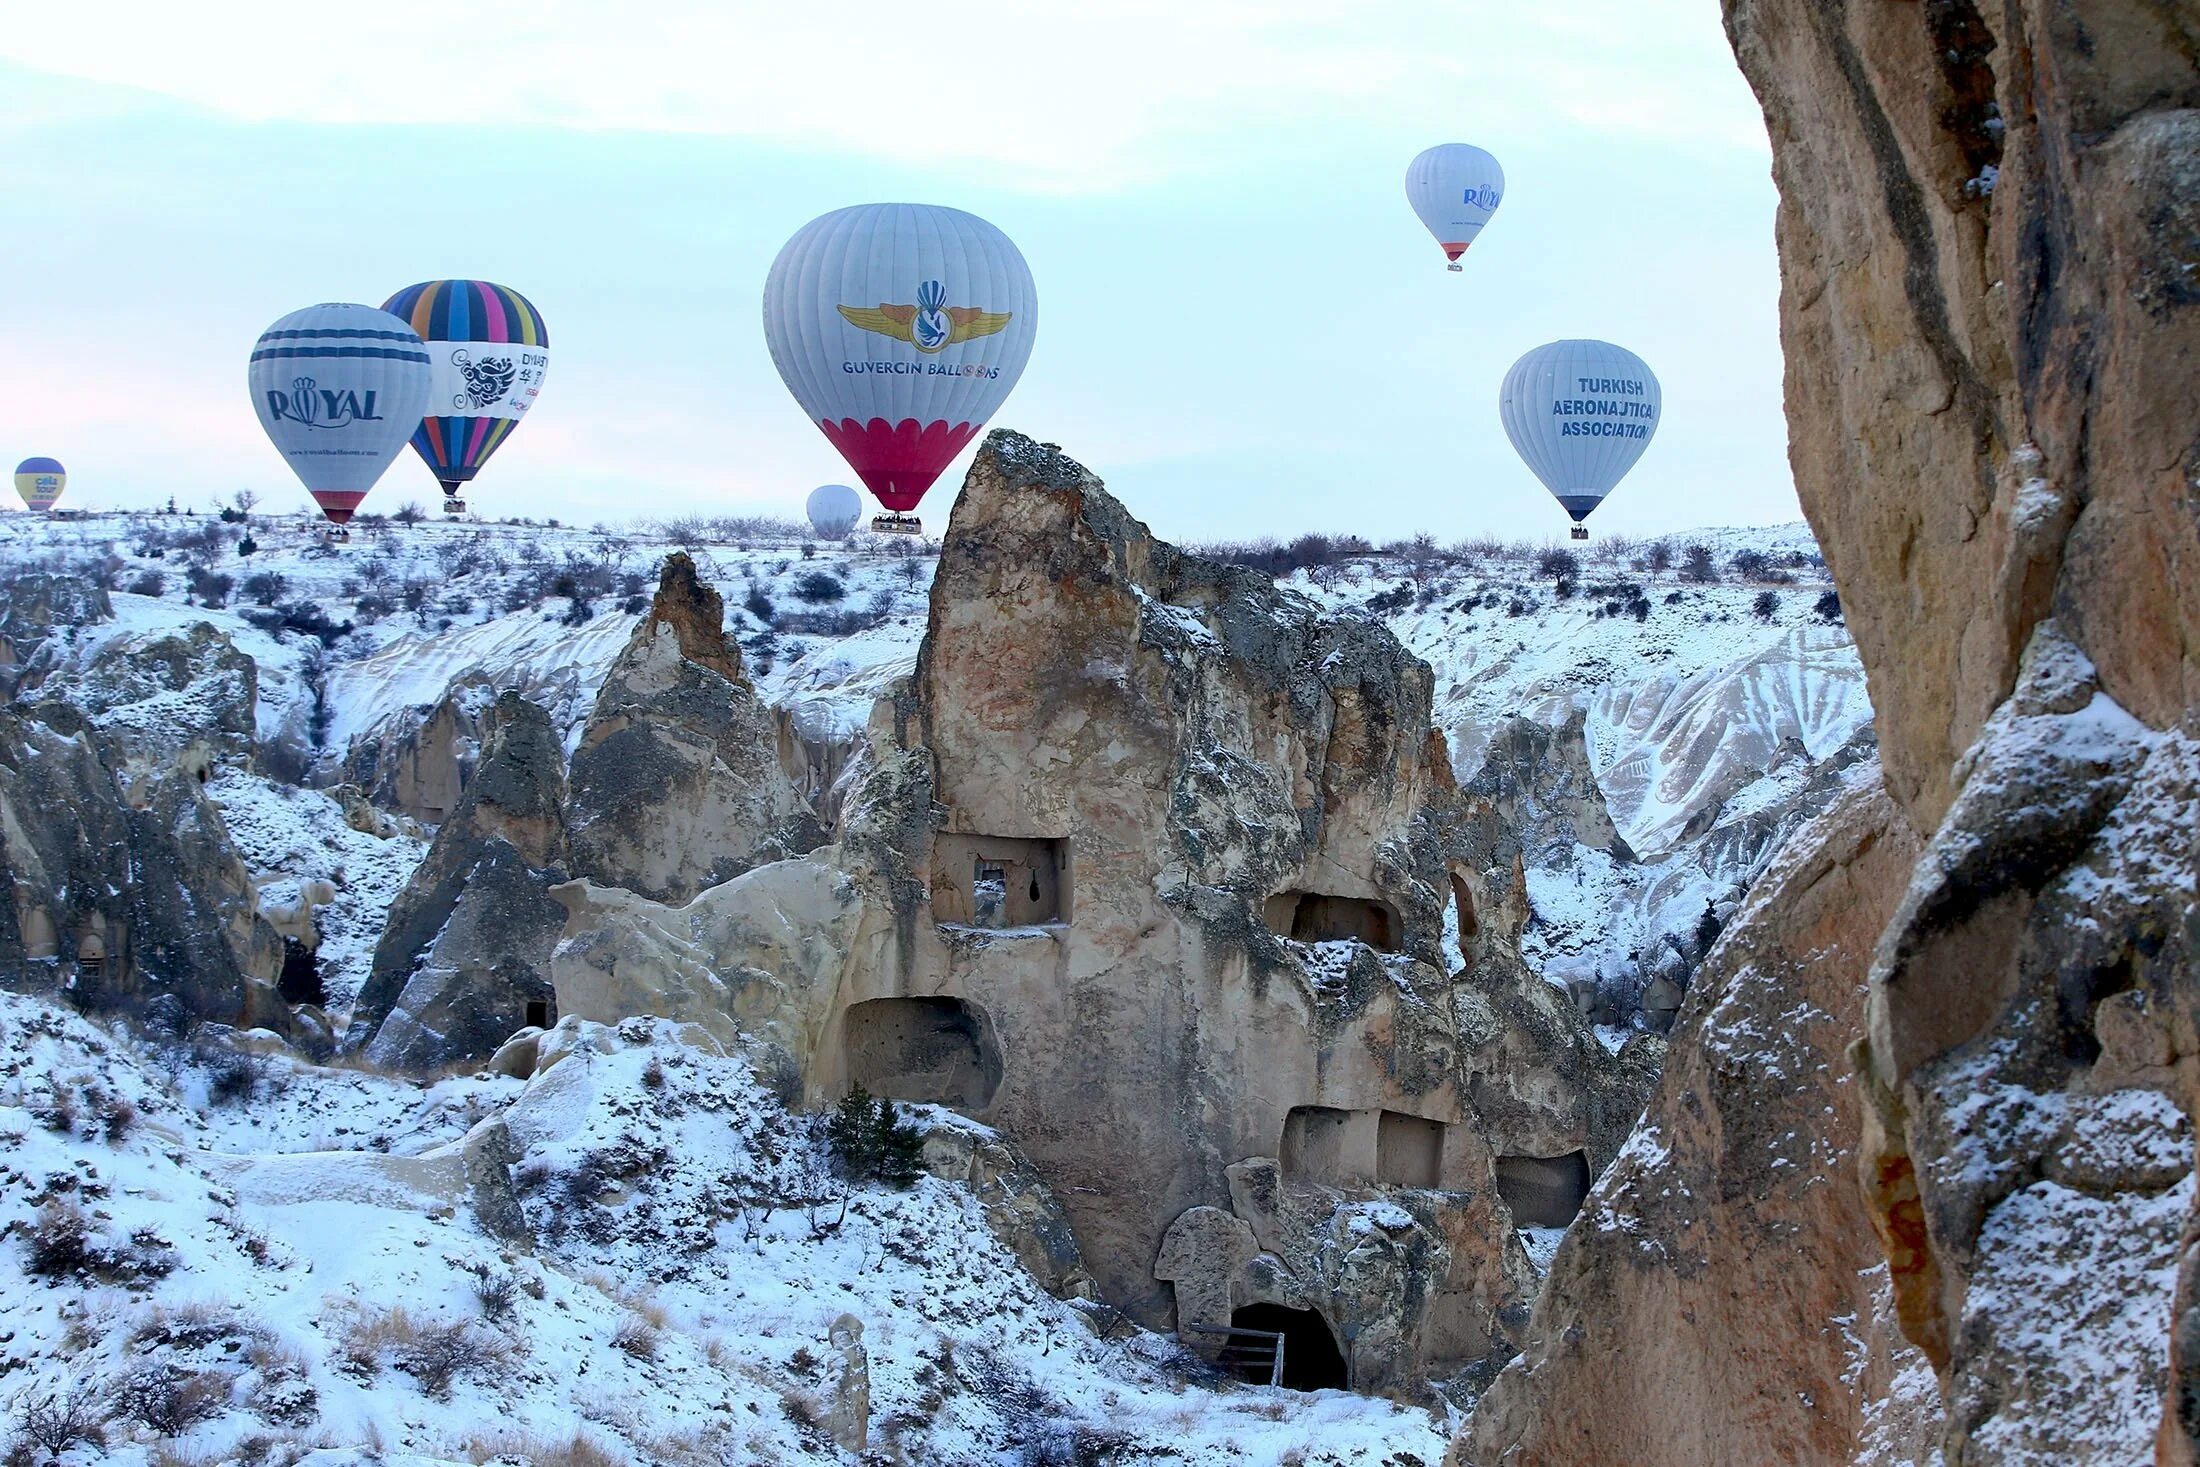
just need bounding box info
[1463,2,2199,1459]
[550,432,1653,1395]
[565,552,820,902]
[354,691,571,1071]
[0,573,111,698]
[1461,772,1941,1464]
[0,700,285,1029]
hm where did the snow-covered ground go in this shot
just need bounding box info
[0,990,1455,1465]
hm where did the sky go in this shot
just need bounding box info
[0,1,1794,545]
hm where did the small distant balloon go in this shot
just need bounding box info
[1499,339,1661,537]
[248,303,433,526]
[807,484,862,540]
[381,279,550,504]
[763,203,1038,523]
[1406,144,1504,272]
[13,458,66,513]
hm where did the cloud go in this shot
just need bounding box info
[2,0,1765,189]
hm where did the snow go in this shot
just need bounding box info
[0,992,1453,1465]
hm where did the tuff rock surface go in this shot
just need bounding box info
[1469,1,2200,1460]
[565,552,820,903]
[355,691,571,1071]
[550,432,1653,1394]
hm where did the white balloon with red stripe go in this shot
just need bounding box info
[248,303,433,526]
[1406,144,1505,272]
[763,203,1037,516]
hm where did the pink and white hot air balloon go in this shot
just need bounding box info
[763,203,1037,533]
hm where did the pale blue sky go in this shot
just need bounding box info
[0,2,1793,544]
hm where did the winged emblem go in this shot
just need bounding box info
[838,279,1012,355]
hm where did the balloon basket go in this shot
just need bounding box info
[324,527,351,545]
[1446,263,1463,273]
[443,498,467,516]
[1570,525,1589,541]
[870,513,925,537]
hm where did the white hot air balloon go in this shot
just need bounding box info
[1499,339,1662,540]
[807,483,862,540]
[764,203,1037,535]
[1406,144,1504,272]
[249,303,433,533]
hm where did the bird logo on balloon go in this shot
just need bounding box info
[838,280,1013,355]
[453,350,518,410]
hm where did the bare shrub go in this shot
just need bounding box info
[471,1267,522,1323]
[24,1200,96,1277]
[111,1362,227,1436]
[6,1379,105,1460]
[611,1314,659,1361]
[397,1321,501,1399]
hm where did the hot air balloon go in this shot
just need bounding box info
[1406,144,1504,272]
[381,280,550,516]
[764,203,1037,535]
[807,484,862,541]
[1499,339,1661,540]
[249,303,432,536]
[13,458,66,513]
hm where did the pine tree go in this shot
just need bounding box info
[825,1084,928,1190]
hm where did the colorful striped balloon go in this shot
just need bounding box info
[380,280,550,496]
[13,457,66,513]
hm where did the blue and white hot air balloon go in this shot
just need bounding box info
[248,304,433,526]
[1500,339,1661,539]
[1406,144,1505,272]
[806,483,862,540]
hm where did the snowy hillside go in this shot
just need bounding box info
[0,990,1454,1465]
[0,505,1862,1035]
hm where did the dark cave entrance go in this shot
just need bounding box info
[524,998,553,1031]
[1495,1150,1592,1227]
[1262,891,1402,951]
[1230,1303,1348,1392]
[843,995,1003,1111]
[277,939,325,1007]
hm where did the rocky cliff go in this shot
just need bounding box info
[1463,2,2199,1460]
[548,433,1656,1397]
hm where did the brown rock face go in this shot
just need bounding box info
[1725,0,2199,830]
[564,551,820,903]
[1468,2,2199,1461]
[1462,774,1939,1465]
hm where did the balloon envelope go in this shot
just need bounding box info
[807,483,862,540]
[381,280,550,494]
[13,457,65,513]
[1406,144,1504,266]
[763,203,1037,513]
[1499,339,1662,522]
[249,304,433,525]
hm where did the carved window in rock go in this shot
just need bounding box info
[843,996,1003,1111]
[932,834,1069,928]
[524,999,553,1031]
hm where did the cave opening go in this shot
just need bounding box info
[1263,891,1402,951]
[277,938,325,1007]
[1495,1150,1592,1227]
[843,995,1003,1111]
[1229,1303,1348,1392]
[524,998,553,1031]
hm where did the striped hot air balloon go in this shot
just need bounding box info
[381,280,549,511]
[13,458,66,513]
[249,303,432,526]
[763,203,1037,532]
